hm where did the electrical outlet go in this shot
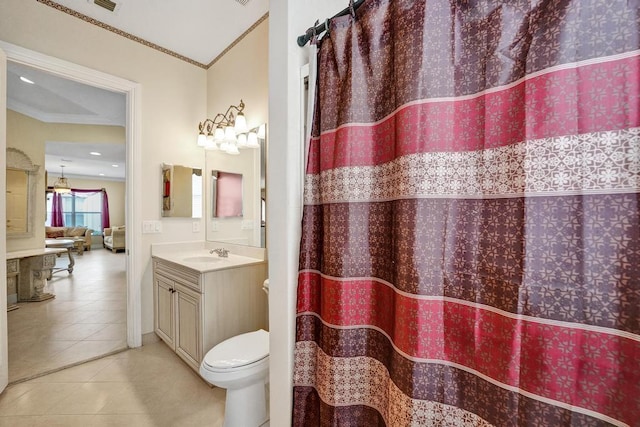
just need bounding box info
[211,221,219,232]
[192,222,200,232]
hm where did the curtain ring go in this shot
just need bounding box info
[349,0,356,18]
[311,19,319,44]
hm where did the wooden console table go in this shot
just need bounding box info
[6,248,66,302]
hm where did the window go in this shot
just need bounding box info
[46,191,104,235]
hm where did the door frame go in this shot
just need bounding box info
[0,46,8,393]
[0,41,143,349]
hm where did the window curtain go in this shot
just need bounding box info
[50,191,64,227]
[293,0,640,426]
[50,188,110,229]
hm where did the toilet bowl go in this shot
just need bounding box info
[200,329,269,427]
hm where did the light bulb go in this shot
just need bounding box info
[204,139,218,150]
[257,123,266,139]
[214,126,225,141]
[224,126,237,143]
[197,133,207,147]
[226,143,240,155]
[246,132,260,148]
[234,113,248,134]
[237,133,247,148]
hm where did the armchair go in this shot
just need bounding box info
[103,226,125,253]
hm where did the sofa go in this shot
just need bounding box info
[103,226,125,253]
[45,226,92,251]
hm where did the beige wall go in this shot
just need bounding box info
[205,19,268,247]
[0,0,207,334]
[207,19,269,128]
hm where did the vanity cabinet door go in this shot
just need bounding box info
[154,274,175,348]
[174,284,202,370]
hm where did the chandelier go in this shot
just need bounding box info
[53,165,71,193]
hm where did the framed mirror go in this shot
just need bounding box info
[161,163,203,218]
[6,148,39,239]
[205,125,266,247]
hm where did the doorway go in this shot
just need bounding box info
[1,41,142,385]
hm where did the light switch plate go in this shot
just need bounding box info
[142,220,162,234]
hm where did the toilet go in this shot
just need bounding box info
[200,328,270,427]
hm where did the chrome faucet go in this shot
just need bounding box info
[209,248,229,258]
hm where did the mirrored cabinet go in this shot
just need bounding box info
[161,164,203,218]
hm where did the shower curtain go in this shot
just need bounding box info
[293,0,640,426]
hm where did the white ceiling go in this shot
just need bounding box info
[7,61,127,180]
[7,0,269,181]
[52,0,269,66]
[7,62,126,127]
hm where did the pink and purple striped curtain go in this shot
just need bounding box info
[293,0,640,425]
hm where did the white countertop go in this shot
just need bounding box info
[152,251,266,273]
[7,247,67,260]
[151,241,267,273]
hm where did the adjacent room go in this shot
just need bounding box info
[5,62,127,383]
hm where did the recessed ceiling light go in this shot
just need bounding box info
[90,152,102,156]
[99,173,105,176]
[112,164,119,167]
[20,76,35,84]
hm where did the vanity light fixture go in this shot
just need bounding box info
[196,100,259,155]
[53,165,72,193]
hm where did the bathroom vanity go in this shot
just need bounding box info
[152,246,267,373]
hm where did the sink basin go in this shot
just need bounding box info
[182,256,224,263]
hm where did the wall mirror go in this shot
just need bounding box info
[205,126,266,247]
[212,171,243,218]
[6,148,40,238]
[161,163,203,218]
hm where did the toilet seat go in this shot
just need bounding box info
[203,329,269,371]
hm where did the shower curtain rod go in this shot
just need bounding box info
[296,0,366,47]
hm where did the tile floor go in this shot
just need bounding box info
[0,341,226,426]
[8,247,128,383]
[4,247,270,426]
